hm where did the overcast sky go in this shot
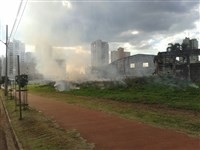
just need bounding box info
[1,0,200,55]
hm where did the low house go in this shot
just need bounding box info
[109,54,155,78]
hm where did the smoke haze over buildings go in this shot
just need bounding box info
[19,2,91,81]
[12,1,199,81]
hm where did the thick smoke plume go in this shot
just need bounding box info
[20,2,91,81]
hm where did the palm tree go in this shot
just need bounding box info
[166,43,181,52]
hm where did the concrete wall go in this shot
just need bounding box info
[110,54,155,78]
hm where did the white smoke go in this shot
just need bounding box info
[18,2,124,83]
[18,2,93,82]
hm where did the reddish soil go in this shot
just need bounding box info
[28,93,200,150]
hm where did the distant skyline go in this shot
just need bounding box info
[0,0,199,57]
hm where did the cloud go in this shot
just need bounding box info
[16,0,199,60]
[18,1,199,44]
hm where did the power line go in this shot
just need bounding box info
[13,0,28,39]
[9,0,24,41]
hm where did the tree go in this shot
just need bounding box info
[0,76,9,85]
[167,43,181,52]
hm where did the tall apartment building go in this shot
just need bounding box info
[190,39,198,49]
[182,37,198,50]
[8,39,25,78]
[111,47,130,63]
[0,56,5,77]
[91,40,109,68]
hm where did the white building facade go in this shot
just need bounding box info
[8,40,25,78]
[0,56,5,77]
[91,40,109,68]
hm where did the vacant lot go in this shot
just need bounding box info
[29,77,200,136]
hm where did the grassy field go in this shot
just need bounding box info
[29,77,200,137]
[30,77,200,111]
[4,94,94,150]
[69,79,200,111]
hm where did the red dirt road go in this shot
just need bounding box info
[28,93,200,150]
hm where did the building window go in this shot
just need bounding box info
[143,62,149,67]
[176,57,180,61]
[130,63,135,68]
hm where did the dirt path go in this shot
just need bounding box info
[28,93,200,150]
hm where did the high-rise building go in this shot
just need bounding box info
[190,39,198,49]
[91,40,109,68]
[0,55,5,77]
[8,39,25,78]
[182,37,198,50]
[111,47,130,62]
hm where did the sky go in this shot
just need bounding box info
[0,0,200,56]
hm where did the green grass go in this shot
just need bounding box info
[65,84,200,111]
[29,84,55,93]
[28,80,200,137]
[4,95,94,150]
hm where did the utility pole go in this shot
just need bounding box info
[17,55,22,120]
[5,25,8,96]
[187,54,191,81]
